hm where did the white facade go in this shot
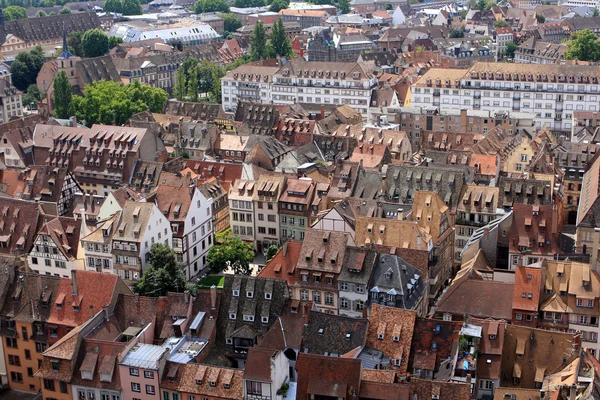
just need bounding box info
[72,385,121,400]
[392,6,406,25]
[82,214,118,273]
[28,233,83,278]
[311,208,356,241]
[182,188,214,280]
[411,63,600,132]
[338,282,369,318]
[229,180,256,243]
[243,350,290,400]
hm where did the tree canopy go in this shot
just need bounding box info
[494,19,509,27]
[449,27,465,38]
[10,46,45,92]
[35,10,47,16]
[270,17,293,58]
[232,0,264,7]
[82,29,110,57]
[53,71,72,119]
[565,29,600,61]
[535,13,545,23]
[22,84,43,110]
[134,244,189,297]
[220,13,242,34]
[103,0,123,12]
[68,31,84,57]
[207,229,254,275]
[4,6,27,20]
[504,41,517,59]
[109,36,124,49]
[250,21,267,61]
[122,0,143,15]
[70,80,168,126]
[269,0,288,12]
[338,0,350,14]
[194,0,229,13]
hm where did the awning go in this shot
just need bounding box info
[535,367,545,382]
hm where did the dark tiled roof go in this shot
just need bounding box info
[339,247,377,285]
[353,168,383,200]
[410,318,461,373]
[164,100,221,121]
[3,12,101,43]
[0,197,41,256]
[371,254,427,311]
[301,311,368,356]
[296,353,362,399]
[75,56,121,87]
[498,177,553,208]
[0,273,61,326]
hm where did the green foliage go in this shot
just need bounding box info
[207,229,254,275]
[68,31,84,57]
[71,80,168,126]
[194,0,229,13]
[494,19,508,27]
[250,21,267,61]
[174,67,187,101]
[504,41,517,58]
[122,0,143,15]
[196,275,224,289]
[269,0,288,11]
[59,7,71,13]
[270,17,292,58]
[108,36,123,49]
[82,29,109,57]
[220,13,242,34]
[305,0,332,5]
[10,46,45,92]
[565,29,600,61]
[471,0,494,9]
[338,0,350,13]
[265,244,281,261]
[49,11,56,15]
[535,13,545,23]
[233,0,264,7]
[181,151,190,158]
[4,6,27,20]
[595,8,600,16]
[23,84,43,109]
[53,71,72,119]
[103,0,123,12]
[134,244,189,297]
[35,10,47,16]
[187,65,199,102]
[449,27,464,38]
[226,54,251,70]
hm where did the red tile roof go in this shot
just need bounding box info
[296,353,362,399]
[258,241,302,286]
[513,266,542,312]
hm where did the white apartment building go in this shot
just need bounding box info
[229,179,256,244]
[155,185,214,280]
[82,212,120,273]
[411,63,600,132]
[28,216,84,277]
[221,60,378,116]
[111,201,173,282]
[253,175,285,253]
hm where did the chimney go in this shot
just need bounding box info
[71,269,78,296]
[552,204,558,235]
[103,305,109,320]
[570,384,577,400]
[210,285,217,309]
[397,208,404,220]
[90,305,95,319]
[319,104,325,121]
[416,233,422,250]
[184,290,190,304]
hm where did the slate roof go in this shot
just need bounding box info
[384,164,467,208]
[0,197,41,256]
[164,100,221,121]
[75,56,121,87]
[130,160,164,192]
[301,311,368,356]
[498,176,553,208]
[353,168,383,200]
[371,254,427,311]
[35,215,82,261]
[297,229,349,274]
[3,12,101,44]
[339,247,377,285]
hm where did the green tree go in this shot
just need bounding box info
[53,71,72,119]
[494,19,509,27]
[35,10,47,16]
[270,17,292,58]
[68,31,84,56]
[174,67,187,100]
[196,60,224,95]
[10,46,45,92]
[207,229,254,275]
[194,0,229,13]
[233,0,264,7]
[338,0,350,13]
[187,65,199,102]
[103,0,123,12]
[269,0,288,11]
[535,13,545,23]
[209,67,222,103]
[220,13,242,34]
[108,36,123,49]
[565,29,600,61]
[449,27,464,38]
[225,54,251,70]
[595,8,600,16]
[59,6,71,13]
[504,41,517,58]
[122,0,143,14]
[4,6,27,20]
[70,80,168,126]
[23,84,43,109]
[82,29,109,57]
[250,21,267,61]
[134,244,189,297]
[265,244,281,261]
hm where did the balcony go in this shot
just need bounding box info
[473,93,481,99]
[513,94,520,100]
[456,218,487,227]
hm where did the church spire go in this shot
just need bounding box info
[62,22,68,54]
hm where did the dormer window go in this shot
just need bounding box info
[243,315,254,322]
[265,293,272,300]
[393,336,399,342]
[489,334,496,341]
[210,382,216,387]
[229,312,236,320]
[261,316,268,323]
[196,379,202,385]
[224,384,230,389]
[233,290,239,297]
[246,291,253,298]
[377,334,384,340]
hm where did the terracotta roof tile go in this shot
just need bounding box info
[513,266,542,312]
[296,353,362,399]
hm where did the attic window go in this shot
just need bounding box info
[489,334,496,341]
[318,328,324,335]
[265,293,272,300]
[224,384,230,389]
[261,316,269,323]
[345,332,351,340]
[232,290,239,297]
[210,382,216,387]
[393,336,399,342]
[377,334,384,340]
[247,291,253,298]
[229,312,236,320]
